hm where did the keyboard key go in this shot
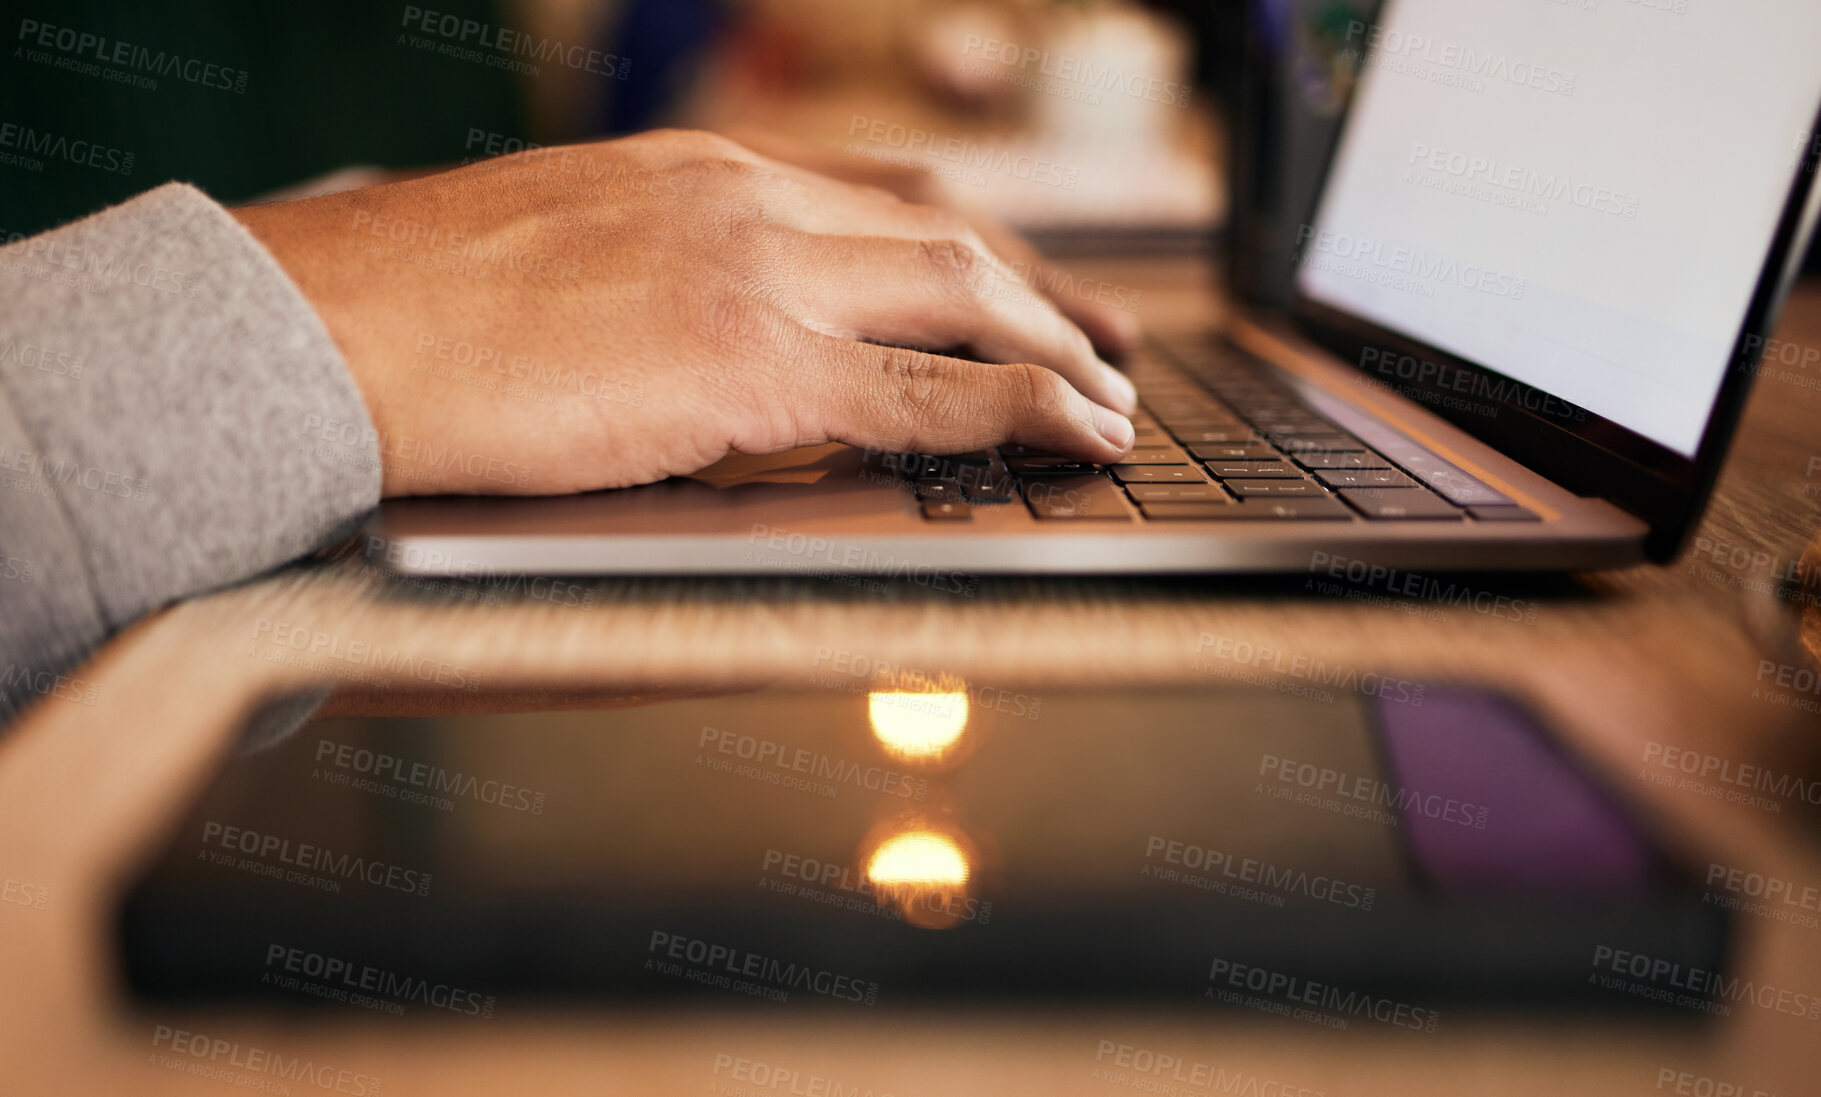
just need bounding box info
[1110,463,1208,483]
[1170,428,1260,444]
[914,480,964,502]
[1214,496,1355,520]
[1125,483,1230,502]
[1121,445,1194,464]
[1223,479,1324,497]
[1248,414,1326,427]
[1023,476,1132,520]
[1314,468,1417,489]
[1137,346,1516,520]
[1293,451,1392,470]
[1146,397,1224,413]
[1140,502,1240,520]
[1159,410,1245,424]
[1256,421,1341,436]
[942,449,996,464]
[1338,488,1464,520]
[1468,505,1541,522]
[1203,459,1303,479]
[920,500,971,520]
[1153,414,1236,431]
[893,453,952,478]
[1412,465,1513,507]
[1270,434,1364,451]
[1189,442,1280,461]
[1007,457,1101,475]
[1317,417,1513,506]
[1149,406,1228,419]
[955,464,1016,502]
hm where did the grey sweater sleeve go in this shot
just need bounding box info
[0,182,381,723]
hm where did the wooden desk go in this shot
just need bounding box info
[4,260,1819,1097]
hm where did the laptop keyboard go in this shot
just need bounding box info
[887,339,1541,524]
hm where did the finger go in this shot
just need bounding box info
[661,134,1141,414]
[802,194,1144,365]
[799,335,1134,463]
[963,214,1143,359]
[728,163,1148,368]
[787,233,1138,415]
[1019,257,1144,360]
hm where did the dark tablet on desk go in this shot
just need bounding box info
[118,675,1727,1024]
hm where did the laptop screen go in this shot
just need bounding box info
[1295,0,1821,458]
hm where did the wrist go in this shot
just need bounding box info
[231,201,403,495]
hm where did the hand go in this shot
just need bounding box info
[716,125,1143,359]
[232,129,1137,497]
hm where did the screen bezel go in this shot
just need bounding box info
[1285,15,1821,562]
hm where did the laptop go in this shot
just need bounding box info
[367,0,1821,577]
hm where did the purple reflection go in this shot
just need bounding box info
[1375,687,1657,897]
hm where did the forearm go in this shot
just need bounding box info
[0,183,381,724]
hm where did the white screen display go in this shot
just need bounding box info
[1297,0,1821,457]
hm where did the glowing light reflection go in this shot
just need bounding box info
[866,688,969,761]
[865,829,971,889]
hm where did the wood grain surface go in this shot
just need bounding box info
[2,259,1818,1097]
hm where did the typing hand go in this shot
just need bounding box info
[233,129,1136,497]
[716,125,1143,361]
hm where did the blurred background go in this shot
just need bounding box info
[0,0,1333,312]
[1,0,1228,236]
[4,0,1816,297]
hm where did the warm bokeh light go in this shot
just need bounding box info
[867,686,969,761]
[865,829,971,889]
[862,826,980,930]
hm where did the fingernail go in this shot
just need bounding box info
[1100,363,1138,414]
[1091,404,1134,451]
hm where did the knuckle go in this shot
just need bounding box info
[879,348,951,420]
[689,310,815,449]
[698,290,790,357]
[727,209,784,245]
[917,238,988,296]
[662,131,768,191]
[1012,362,1071,411]
[701,156,765,189]
[708,198,780,248]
